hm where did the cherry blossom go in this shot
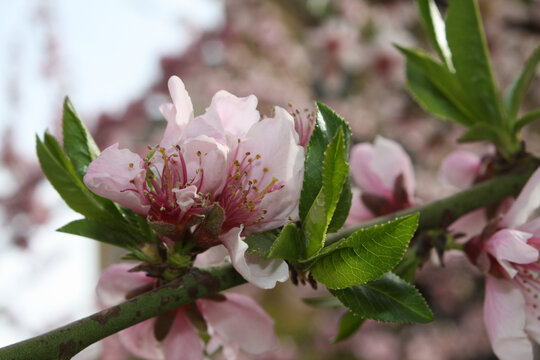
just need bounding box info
[346,136,414,225]
[463,167,540,360]
[84,76,304,289]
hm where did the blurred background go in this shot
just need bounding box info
[1,0,540,359]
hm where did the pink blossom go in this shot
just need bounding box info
[97,263,278,360]
[439,150,482,190]
[464,167,540,360]
[176,81,304,289]
[346,136,414,225]
[85,76,303,289]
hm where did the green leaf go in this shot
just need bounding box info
[302,296,343,308]
[393,247,421,284]
[58,218,139,249]
[267,223,304,260]
[327,176,352,234]
[398,46,476,126]
[445,0,504,126]
[330,272,433,323]
[309,214,418,289]
[515,108,540,131]
[62,97,100,180]
[332,311,365,343]
[304,128,349,257]
[299,103,351,225]
[36,134,104,218]
[458,123,520,157]
[505,45,540,120]
[415,0,453,70]
[244,230,278,258]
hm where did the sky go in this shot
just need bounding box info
[0,0,223,353]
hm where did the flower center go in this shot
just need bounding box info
[126,146,211,225]
[219,149,284,231]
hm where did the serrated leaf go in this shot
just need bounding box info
[446,0,504,126]
[397,46,475,126]
[299,103,351,225]
[302,296,343,308]
[332,311,365,343]
[244,230,278,257]
[304,128,349,257]
[327,176,352,234]
[36,134,104,218]
[58,218,139,249]
[62,97,100,180]
[267,223,303,260]
[310,214,418,289]
[505,45,540,120]
[415,0,453,70]
[331,272,433,323]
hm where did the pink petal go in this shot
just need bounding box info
[344,188,375,227]
[198,293,278,355]
[181,136,229,196]
[350,143,385,196]
[99,333,130,360]
[162,309,204,360]
[439,150,481,189]
[160,76,194,147]
[220,227,289,289]
[84,144,150,215]
[502,167,540,229]
[236,116,304,233]
[350,137,414,200]
[369,137,415,200]
[118,318,163,360]
[204,90,259,138]
[273,106,299,144]
[485,229,537,278]
[173,185,198,213]
[96,263,155,307]
[448,209,487,241]
[484,275,533,360]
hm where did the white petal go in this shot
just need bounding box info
[501,167,540,228]
[160,76,194,147]
[484,275,533,360]
[485,229,537,278]
[173,185,198,212]
[220,227,289,289]
[204,90,259,138]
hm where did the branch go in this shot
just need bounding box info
[0,160,536,359]
[0,265,246,360]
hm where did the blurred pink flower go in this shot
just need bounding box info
[97,263,278,360]
[464,167,540,360]
[85,76,303,289]
[346,136,414,225]
[439,150,482,190]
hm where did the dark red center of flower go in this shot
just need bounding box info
[126,146,212,225]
